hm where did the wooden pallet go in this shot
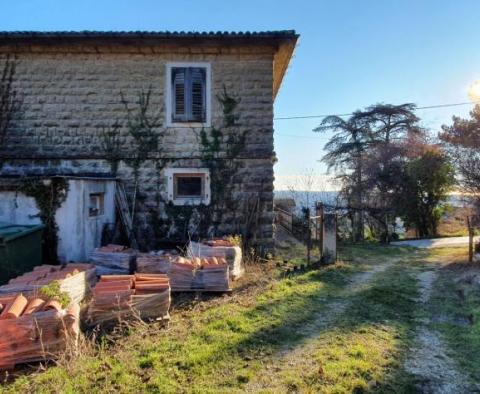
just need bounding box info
[171,287,232,293]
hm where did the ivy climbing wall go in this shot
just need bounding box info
[0,42,277,254]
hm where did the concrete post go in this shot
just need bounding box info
[322,213,337,264]
[315,202,324,253]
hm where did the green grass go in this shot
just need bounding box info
[3,262,360,393]
[1,244,465,393]
[428,258,480,381]
[338,242,420,263]
[256,263,420,393]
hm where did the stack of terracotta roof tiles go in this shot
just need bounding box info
[90,244,136,275]
[87,274,170,326]
[136,252,177,274]
[0,294,80,371]
[0,263,96,304]
[189,240,244,279]
[169,256,230,292]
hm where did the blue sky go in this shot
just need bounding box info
[1,0,480,189]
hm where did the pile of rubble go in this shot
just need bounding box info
[87,274,171,326]
[0,294,80,370]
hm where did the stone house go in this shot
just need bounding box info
[0,30,298,262]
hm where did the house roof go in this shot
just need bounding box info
[0,30,299,99]
[0,30,297,39]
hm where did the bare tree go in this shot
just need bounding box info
[286,169,333,264]
[440,105,480,212]
[286,169,338,209]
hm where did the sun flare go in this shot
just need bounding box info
[468,80,480,101]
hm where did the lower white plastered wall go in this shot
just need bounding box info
[0,178,115,263]
[0,191,42,225]
[56,179,116,262]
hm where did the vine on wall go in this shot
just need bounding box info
[100,88,164,177]
[120,89,163,173]
[100,85,260,250]
[100,122,122,175]
[147,86,248,246]
[0,56,23,167]
[18,177,69,263]
[217,85,240,127]
[197,86,249,238]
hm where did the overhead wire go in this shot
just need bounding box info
[274,100,480,138]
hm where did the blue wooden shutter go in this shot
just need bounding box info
[172,68,186,122]
[172,67,206,122]
[190,68,206,122]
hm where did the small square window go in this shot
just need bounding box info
[165,168,210,206]
[174,174,204,199]
[89,193,104,217]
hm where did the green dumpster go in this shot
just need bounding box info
[0,222,45,285]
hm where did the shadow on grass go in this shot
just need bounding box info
[337,264,420,392]
[338,242,425,263]
[237,262,421,392]
[144,258,421,391]
[428,260,480,382]
[138,264,360,389]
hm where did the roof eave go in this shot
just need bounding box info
[273,34,299,100]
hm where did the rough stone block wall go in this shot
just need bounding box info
[0,43,276,253]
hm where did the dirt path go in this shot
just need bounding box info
[391,236,479,249]
[245,261,395,392]
[404,268,475,393]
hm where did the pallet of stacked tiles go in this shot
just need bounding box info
[0,294,80,371]
[89,244,137,275]
[196,257,230,291]
[136,251,177,274]
[168,257,195,289]
[87,274,170,326]
[189,240,244,279]
[0,264,97,304]
[169,256,230,292]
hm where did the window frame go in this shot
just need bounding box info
[164,168,211,206]
[173,173,205,199]
[88,192,105,218]
[166,62,212,128]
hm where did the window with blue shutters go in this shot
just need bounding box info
[171,67,207,123]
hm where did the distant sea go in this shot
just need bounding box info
[275,190,468,212]
[274,190,340,213]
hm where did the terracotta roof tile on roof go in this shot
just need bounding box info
[0,30,297,38]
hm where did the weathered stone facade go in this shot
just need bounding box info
[0,32,298,254]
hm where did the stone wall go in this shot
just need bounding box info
[0,44,276,253]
